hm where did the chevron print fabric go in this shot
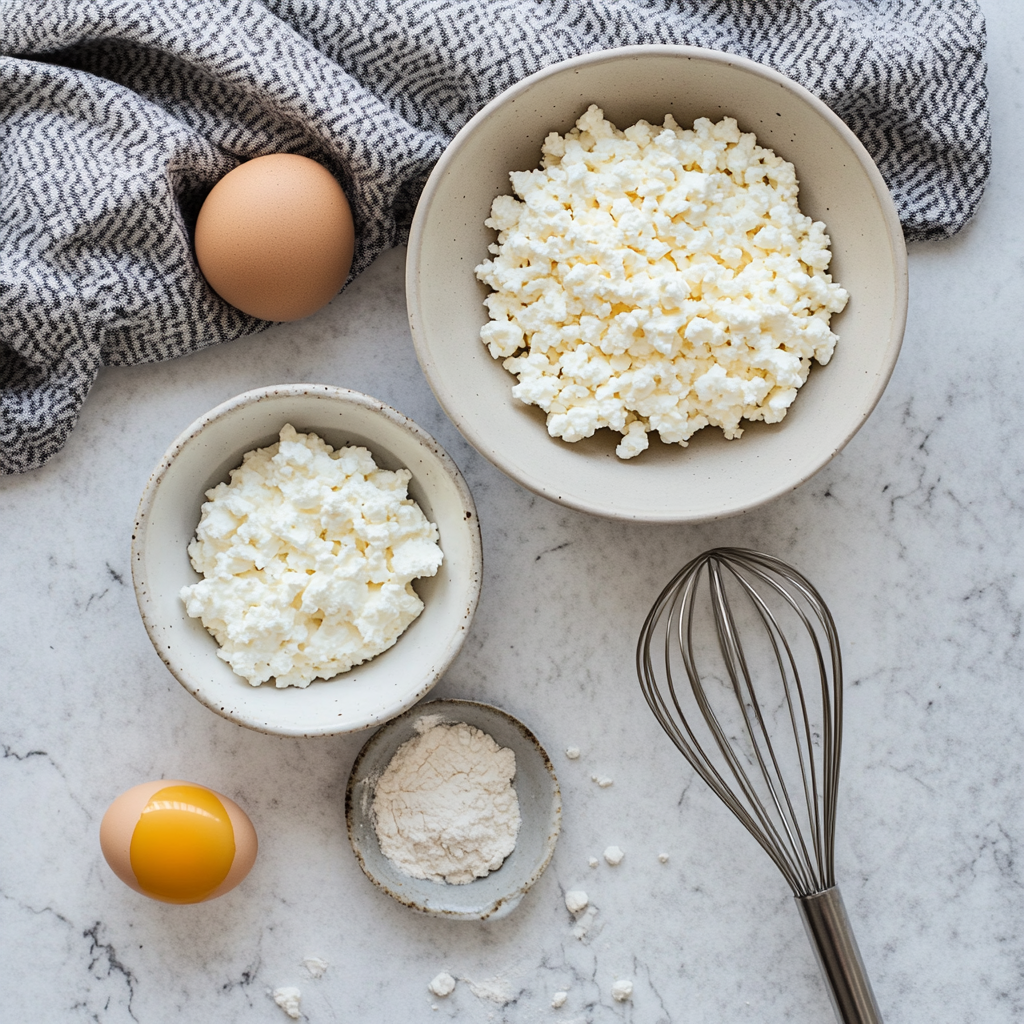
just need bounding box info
[0,0,990,474]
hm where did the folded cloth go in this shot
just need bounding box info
[0,0,990,474]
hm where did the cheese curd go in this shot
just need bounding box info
[475,106,849,459]
[180,425,444,688]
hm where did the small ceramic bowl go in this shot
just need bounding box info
[132,385,482,736]
[346,699,561,920]
[407,45,908,522]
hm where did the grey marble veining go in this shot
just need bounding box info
[2,4,1022,1021]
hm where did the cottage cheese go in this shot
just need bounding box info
[180,424,443,688]
[475,106,848,458]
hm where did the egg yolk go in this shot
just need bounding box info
[129,785,235,903]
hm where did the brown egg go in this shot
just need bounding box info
[100,780,258,904]
[195,153,355,322]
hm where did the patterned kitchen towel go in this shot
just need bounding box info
[0,0,989,474]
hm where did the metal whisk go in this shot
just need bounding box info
[637,548,882,1024]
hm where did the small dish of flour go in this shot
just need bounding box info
[372,718,521,884]
[345,699,561,920]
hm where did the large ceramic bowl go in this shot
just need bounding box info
[132,385,482,736]
[346,699,561,921]
[407,45,908,522]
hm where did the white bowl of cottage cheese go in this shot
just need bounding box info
[407,46,908,522]
[132,385,482,736]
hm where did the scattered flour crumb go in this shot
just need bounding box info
[658,852,669,863]
[272,987,302,1019]
[604,845,624,866]
[465,977,513,1004]
[588,856,599,868]
[428,972,457,997]
[571,905,599,940]
[611,979,634,1002]
[564,890,589,914]
[552,991,568,1008]
[565,746,580,759]
[301,956,329,978]
[591,775,613,788]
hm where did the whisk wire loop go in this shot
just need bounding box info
[666,577,808,889]
[727,563,838,890]
[684,581,804,888]
[708,564,821,893]
[643,560,804,889]
[637,547,843,897]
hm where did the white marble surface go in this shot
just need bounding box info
[2,6,1022,1021]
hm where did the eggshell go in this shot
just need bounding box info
[195,153,355,322]
[99,780,258,903]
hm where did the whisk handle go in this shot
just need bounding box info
[796,886,883,1024]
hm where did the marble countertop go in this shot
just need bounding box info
[3,5,1021,1021]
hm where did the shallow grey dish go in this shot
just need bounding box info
[345,699,561,920]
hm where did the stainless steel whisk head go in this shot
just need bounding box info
[638,546,841,896]
[637,547,882,1024]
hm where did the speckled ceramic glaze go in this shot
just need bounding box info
[407,45,908,522]
[346,699,562,920]
[131,385,483,736]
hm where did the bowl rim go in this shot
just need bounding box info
[344,698,562,920]
[406,43,909,523]
[131,383,483,736]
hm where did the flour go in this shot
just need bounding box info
[271,987,302,1019]
[604,845,624,866]
[465,976,513,1004]
[412,713,447,734]
[428,972,456,997]
[564,890,589,914]
[372,720,521,884]
[611,979,634,1002]
[301,956,328,978]
[571,905,599,940]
